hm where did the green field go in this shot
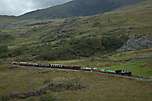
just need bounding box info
[0,63,152,101]
[47,49,152,77]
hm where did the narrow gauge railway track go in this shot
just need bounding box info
[11,62,152,81]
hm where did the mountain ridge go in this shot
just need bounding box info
[19,0,141,20]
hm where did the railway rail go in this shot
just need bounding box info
[11,62,152,81]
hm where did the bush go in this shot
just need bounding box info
[102,35,128,51]
[0,34,14,44]
[37,37,104,60]
[69,37,104,57]
[0,45,8,58]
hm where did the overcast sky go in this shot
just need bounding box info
[0,0,72,16]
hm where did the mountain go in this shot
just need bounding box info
[0,0,149,61]
[19,0,141,20]
[0,15,17,29]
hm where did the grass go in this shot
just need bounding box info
[48,59,152,77]
[0,0,151,61]
[108,49,152,77]
[47,49,152,77]
[0,64,152,101]
[109,60,152,77]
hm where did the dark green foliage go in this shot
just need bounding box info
[69,37,103,57]
[38,47,74,60]
[0,45,8,58]
[37,35,128,60]
[9,46,28,57]
[102,35,128,51]
[0,34,14,44]
[38,37,104,60]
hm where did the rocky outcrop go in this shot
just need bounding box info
[118,35,152,51]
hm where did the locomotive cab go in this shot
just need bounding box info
[115,70,132,76]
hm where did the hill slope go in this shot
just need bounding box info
[0,1,152,101]
[0,15,17,29]
[0,0,149,61]
[19,0,141,20]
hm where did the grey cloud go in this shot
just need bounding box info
[0,0,72,16]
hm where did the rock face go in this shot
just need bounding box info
[118,35,152,51]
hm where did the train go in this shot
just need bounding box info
[12,62,132,76]
[12,62,81,70]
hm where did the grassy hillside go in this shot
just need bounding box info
[0,16,16,23]
[19,0,141,20]
[0,16,17,30]
[0,0,151,74]
[0,1,152,101]
[3,0,150,61]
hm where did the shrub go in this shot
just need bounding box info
[69,37,104,57]
[0,34,14,44]
[102,35,128,51]
[0,45,8,58]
